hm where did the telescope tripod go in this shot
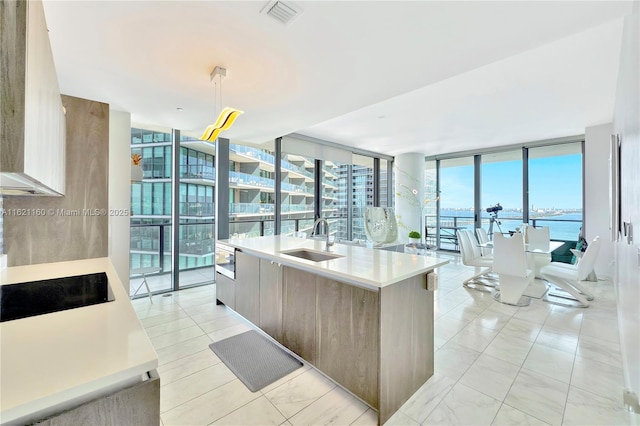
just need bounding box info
[488,213,503,240]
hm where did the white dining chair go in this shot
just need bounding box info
[475,228,492,257]
[540,236,600,307]
[525,226,551,278]
[492,232,534,306]
[457,230,494,289]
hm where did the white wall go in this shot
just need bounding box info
[584,122,614,277]
[108,110,131,290]
[613,0,640,407]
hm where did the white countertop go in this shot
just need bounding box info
[0,258,158,425]
[222,236,449,290]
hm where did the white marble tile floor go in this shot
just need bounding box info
[132,253,639,425]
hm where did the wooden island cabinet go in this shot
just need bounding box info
[217,236,447,424]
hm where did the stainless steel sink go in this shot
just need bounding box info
[280,249,344,262]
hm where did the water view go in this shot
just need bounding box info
[433,209,583,241]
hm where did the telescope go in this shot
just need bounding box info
[486,203,503,238]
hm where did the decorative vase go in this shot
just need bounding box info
[364,207,398,245]
[409,237,420,244]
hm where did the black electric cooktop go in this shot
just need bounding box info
[0,272,114,322]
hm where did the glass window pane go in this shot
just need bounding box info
[229,142,276,238]
[380,160,389,208]
[529,142,583,240]
[351,154,374,241]
[281,153,315,236]
[153,182,164,214]
[438,157,474,250]
[481,150,523,237]
[324,161,348,241]
[424,160,437,245]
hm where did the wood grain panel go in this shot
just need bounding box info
[316,277,379,408]
[234,251,260,324]
[259,259,283,341]
[4,96,109,266]
[215,272,235,309]
[282,267,317,363]
[378,274,434,424]
[35,375,160,426]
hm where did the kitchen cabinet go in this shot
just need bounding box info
[34,373,159,426]
[218,238,443,425]
[316,276,379,407]
[215,272,235,309]
[259,259,283,341]
[234,251,260,325]
[0,0,65,196]
[281,266,317,363]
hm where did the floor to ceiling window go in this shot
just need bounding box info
[351,155,375,241]
[228,142,276,238]
[281,153,315,236]
[480,150,523,237]
[380,159,391,208]
[427,140,584,251]
[438,157,475,250]
[178,134,216,287]
[425,160,437,244]
[130,127,173,296]
[129,127,216,297]
[324,160,349,240]
[528,142,583,240]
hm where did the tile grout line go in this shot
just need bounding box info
[559,310,583,425]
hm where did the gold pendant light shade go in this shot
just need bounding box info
[200,107,244,142]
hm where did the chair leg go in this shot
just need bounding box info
[132,275,154,304]
[463,267,496,291]
[545,278,589,307]
[569,280,595,301]
[495,274,532,306]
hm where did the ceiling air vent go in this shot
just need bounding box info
[261,1,302,25]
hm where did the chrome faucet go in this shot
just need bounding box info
[311,218,334,251]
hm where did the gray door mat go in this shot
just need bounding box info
[209,330,303,392]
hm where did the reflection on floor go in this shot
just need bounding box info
[131,252,638,425]
[129,267,215,297]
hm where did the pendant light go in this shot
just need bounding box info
[200,66,243,142]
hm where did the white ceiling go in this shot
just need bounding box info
[42,1,632,157]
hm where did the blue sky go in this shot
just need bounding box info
[439,155,582,210]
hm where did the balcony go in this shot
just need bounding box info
[229,171,313,195]
[229,171,275,190]
[229,203,314,217]
[180,201,214,217]
[181,164,215,181]
[130,222,214,259]
[231,144,314,179]
[230,203,274,216]
[424,214,583,251]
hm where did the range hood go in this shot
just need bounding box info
[1,0,66,197]
[0,173,62,196]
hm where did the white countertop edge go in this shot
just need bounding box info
[223,236,449,290]
[0,257,159,424]
[238,246,448,290]
[2,362,157,426]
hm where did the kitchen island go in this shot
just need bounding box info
[0,258,159,425]
[218,236,448,424]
